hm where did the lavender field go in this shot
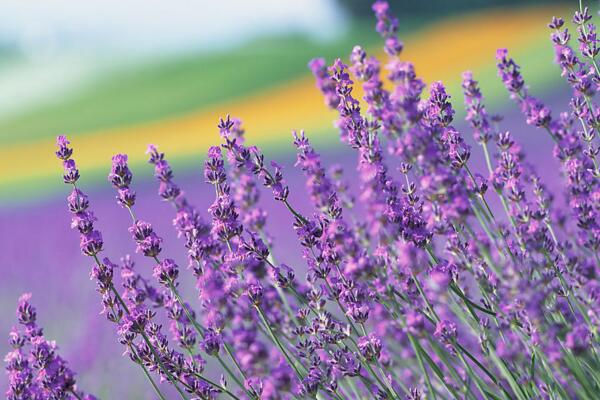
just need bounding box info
[3,1,600,399]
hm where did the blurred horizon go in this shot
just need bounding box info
[0,0,565,120]
[0,0,574,207]
[0,0,345,121]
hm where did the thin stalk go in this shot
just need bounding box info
[167,282,205,338]
[346,376,363,399]
[578,0,600,76]
[487,349,529,400]
[358,323,401,399]
[193,375,242,400]
[127,197,252,398]
[454,347,492,400]
[415,251,514,398]
[221,343,254,396]
[470,201,502,255]
[136,357,167,400]
[137,323,189,400]
[466,151,524,258]
[454,342,510,397]
[406,333,437,399]
[380,297,440,398]
[260,166,309,225]
[464,165,496,225]
[254,304,305,380]
[290,284,397,398]
[481,141,494,173]
[167,282,251,397]
[92,254,187,399]
[420,337,465,399]
[323,278,361,337]
[257,230,299,325]
[449,282,496,316]
[345,336,398,399]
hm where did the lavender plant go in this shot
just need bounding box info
[8,1,600,399]
[5,294,96,400]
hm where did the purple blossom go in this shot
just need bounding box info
[55,135,73,160]
[6,294,96,400]
[434,320,457,349]
[308,57,340,109]
[201,329,222,356]
[358,333,382,361]
[565,324,590,355]
[425,81,455,128]
[32,3,600,399]
[372,0,403,56]
[462,71,492,144]
[79,230,103,256]
[153,258,179,287]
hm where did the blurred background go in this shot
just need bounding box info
[0,0,577,397]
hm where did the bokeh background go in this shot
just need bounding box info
[0,0,578,397]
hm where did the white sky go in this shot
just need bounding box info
[0,0,347,56]
[0,0,347,117]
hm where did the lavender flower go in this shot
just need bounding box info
[23,1,600,399]
[5,294,96,400]
[372,0,403,56]
[308,58,340,109]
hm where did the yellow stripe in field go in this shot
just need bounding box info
[0,4,567,191]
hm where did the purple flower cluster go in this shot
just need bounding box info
[56,136,103,257]
[9,1,600,399]
[372,0,403,56]
[5,294,96,400]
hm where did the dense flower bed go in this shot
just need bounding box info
[6,1,600,399]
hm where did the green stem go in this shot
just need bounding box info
[94,255,188,399]
[323,278,361,337]
[455,347,491,400]
[221,343,253,394]
[167,282,252,398]
[255,239,299,326]
[255,304,305,380]
[138,326,190,399]
[406,333,437,399]
[137,359,168,400]
[358,323,401,399]
[578,0,600,77]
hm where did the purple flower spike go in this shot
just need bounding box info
[358,333,382,362]
[62,159,80,184]
[153,258,180,286]
[41,3,600,399]
[372,1,403,56]
[55,135,73,160]
[109,153,132,188]
[16,293,36,327]
[246,283,264,305]
[496,48,526,93]
[201,329,222,356]
[6,294,96,400]
[80,230,104,256]
[425,81,455,128]
[308,57,340,109]
[462,71,492,144]
[434,320,457,350]
[109,153,137,207]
